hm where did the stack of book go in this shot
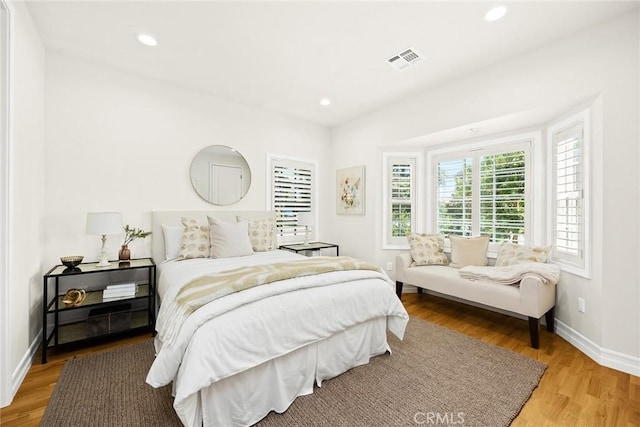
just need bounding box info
[103,282,137,301]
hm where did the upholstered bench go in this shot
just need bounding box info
[395,235,558,348]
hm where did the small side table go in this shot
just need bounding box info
[41,258,156,363]
[279,242,339,257]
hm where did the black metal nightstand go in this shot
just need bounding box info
[279,242,339,257]
[41,258,156,363]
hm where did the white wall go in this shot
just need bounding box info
[329,11,639,362]
[44,51,332,267]
[2,0,46,406]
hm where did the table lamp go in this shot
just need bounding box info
[297,212,313,246]
[86,212,123,267]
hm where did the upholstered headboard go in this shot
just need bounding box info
[151,211,277,263]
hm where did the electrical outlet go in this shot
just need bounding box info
[386,262,393,271]
[578,297,586,314]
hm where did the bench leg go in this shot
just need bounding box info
[528,317,540,349]
[545,307,555,333]
[417,287,423,294]
[395,281,403,299]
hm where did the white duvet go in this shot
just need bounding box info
[146,251,409,426]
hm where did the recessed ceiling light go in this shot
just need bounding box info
[136,33,157,47]
[319,98,331,106]
[485,5,508,22]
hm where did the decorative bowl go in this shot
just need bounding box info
[61,256,84,268]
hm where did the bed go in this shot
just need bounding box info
[145,211,409,426]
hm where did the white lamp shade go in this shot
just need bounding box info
[297,212,314,227]
[86,212,123,235]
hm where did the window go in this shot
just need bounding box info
[479,150,526,242]
[437,157,472,237]
[382,152,422,248]
[430,135,534,251]
[548,110,590,277]
[268,156,316,244]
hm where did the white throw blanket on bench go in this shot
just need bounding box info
[459,263,561,285]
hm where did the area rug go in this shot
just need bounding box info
[41,317,546,426]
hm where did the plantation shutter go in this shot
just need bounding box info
[433,139,530,246]
[271,159,314,243]
[389,159,415,242]
[552,121,584,264]
[437,158,473,237]
[479,150,526,243]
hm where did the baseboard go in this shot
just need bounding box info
[555,319,640,376]
[9,330,41,405]
[408,286,639,376]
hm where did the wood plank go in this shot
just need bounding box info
[1,294,639,426]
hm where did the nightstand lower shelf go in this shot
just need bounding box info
[48,309,151,347]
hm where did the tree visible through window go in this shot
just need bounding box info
[435,145,528,245]
[479,151,526,242]
[391,163,412,238]
[437,158,472,237]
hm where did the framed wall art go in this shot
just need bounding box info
[336,165,365,215]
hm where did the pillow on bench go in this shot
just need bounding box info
[495,242,551,266]
[449,235,489,268]
[407,233,448,266]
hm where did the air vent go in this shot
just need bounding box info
[387,48,422,70]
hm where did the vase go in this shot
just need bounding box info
[118,245,131,261]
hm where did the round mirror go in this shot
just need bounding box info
[190,145,251,205]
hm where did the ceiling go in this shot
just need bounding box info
[25,1,638,128]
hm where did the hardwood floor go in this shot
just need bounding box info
[1,293,639,426]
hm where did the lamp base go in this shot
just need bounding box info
[303,226,310,246]
[96,236,111,267]
[96,259,111,267]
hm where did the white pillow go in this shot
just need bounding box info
[162,224,183,261]
[207,217,254,258]
[449,235,489,268]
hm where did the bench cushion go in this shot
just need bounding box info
[404,265,522,314]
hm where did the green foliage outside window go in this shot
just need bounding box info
[438,151,525,242]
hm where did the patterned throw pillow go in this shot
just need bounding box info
[237,216,276,252]
[176,217,210,260]
[495,241,551,266]
[449,235,489,268]
[406,233,448,266]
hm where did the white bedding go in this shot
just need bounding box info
[147,250,409,426]
[156,250,303,299]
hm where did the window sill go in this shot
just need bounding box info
[383,243,410,251]
[551,259,591,279]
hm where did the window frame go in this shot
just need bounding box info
[547,109,591,278]
[266,154,318,245]
[382,151,423,250]
[427,132,542,256]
